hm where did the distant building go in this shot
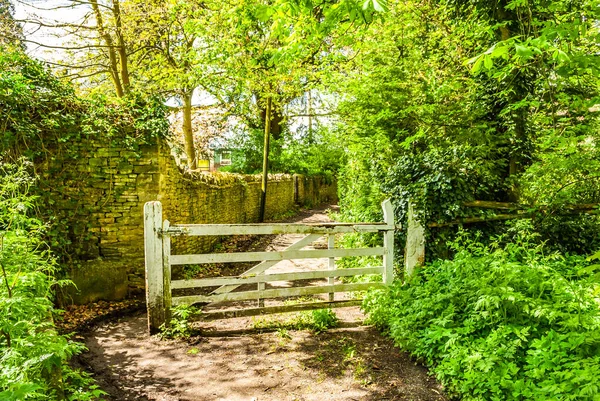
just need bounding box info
[212,148,233,170]
[168,104,237,172]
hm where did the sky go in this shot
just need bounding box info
[15,0,89,60]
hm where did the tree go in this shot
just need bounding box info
[199,0,380,218]
[0,0,24,49]
[16,0,212,169]
[330,0,600,255]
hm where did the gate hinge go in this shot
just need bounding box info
[158,227,187,237]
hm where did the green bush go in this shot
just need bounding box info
[159,305,200,339]
[363,232,600,401]
[253,307,339,333]
[0,161,104,400]
[309,308,339,333]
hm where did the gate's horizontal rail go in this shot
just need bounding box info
[170,247,385,265]
[171,266,383,289]
[172,282,386,306]
[212,233,322,295]
[196,299,364,320]
[165,222,393,236]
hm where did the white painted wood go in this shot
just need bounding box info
[382,199,395,285]
[404,201,425,279]
[328,234,335,302]
[199,300,363,320]
[166,223,393,236]
[163,220,172,323]
[172,282,386,306]
[257,273,265,308]
[171,247,385,265]
[171,267,383,289]
[212,234,322,295]
[144,201,165,334]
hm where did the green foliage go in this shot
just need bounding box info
[159,305,200,340]
[309,308,339,333]
[221,126,344,177]
[335,232,386,282]
[331,0,600,258]
[0,50,168,161]
[253,308,339,333]
[363,233,600,401]
[0,160,104,400]
[0,48,169,265]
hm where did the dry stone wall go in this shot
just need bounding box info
[56,140,336,304]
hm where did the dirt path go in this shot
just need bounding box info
[80,206,447,401]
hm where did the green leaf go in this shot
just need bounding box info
[491,45,509,59]
[515,44,534,59]
[552,49,571,64]
[472,56,484,73]
[483,55,493,70]
[586,251,600,262]
[578,264,600,275]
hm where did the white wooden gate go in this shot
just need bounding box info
[144,200,396,333]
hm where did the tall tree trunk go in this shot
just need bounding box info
[90,0,124,97]
[496,0,529,202]
[182,90,197,170]
[112,0,130,94]
[259,97,272,222]
[258,95,284,140]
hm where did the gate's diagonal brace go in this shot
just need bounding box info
[211,233,322,295]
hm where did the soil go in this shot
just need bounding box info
[77,206,448,401]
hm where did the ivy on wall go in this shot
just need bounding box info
[0,49,169,268]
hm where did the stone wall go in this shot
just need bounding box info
[57,140,337,304]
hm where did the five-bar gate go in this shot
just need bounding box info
[144,200,395,333]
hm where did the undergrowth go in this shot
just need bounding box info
[363,227,600,401]
[159,305,200,339]
[253,308,339,334]
[0,160,105,400]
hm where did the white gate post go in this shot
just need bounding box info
[382,199,395,285]
[404,202,425,279]
[145,201,166,334]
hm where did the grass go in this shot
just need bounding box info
[252,308,339,333]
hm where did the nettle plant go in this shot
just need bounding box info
[0,161,104,400]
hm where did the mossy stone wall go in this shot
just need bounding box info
[55,140,336,304]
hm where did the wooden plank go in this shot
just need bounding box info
[382,199,396,284]
[463,201,521,210]
[163,220,172,324]
[172,282,386,306]
[328,234,335,302]
[196,300,364,321]
[257,273,265,308]
[166,223,393,236]
[427,213,530,228]
[212,234,322,295]
[170,247,385,265]
[463,200,600,211]
[171,267,383,289]
[144,201,165,334]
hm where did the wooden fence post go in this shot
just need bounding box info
[328,234,335,301]
[382,199,395,285]
[145,201,165,334]
[404,202,425,279]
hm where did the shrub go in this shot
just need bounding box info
[159,305,200,339]
[363,233,600,401]
[0,160,104,400]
